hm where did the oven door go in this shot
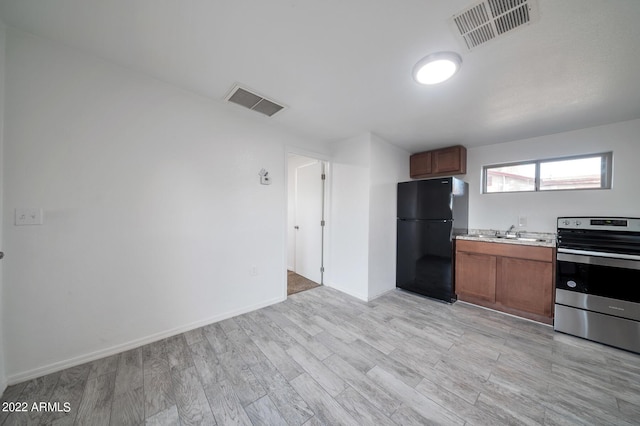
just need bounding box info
[556,249,640,320]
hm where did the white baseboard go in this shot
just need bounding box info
[323,281,396,302]
[367,287,395,301]
[323,281,368,302]
[7,295,285,385]
[0,378,7,396]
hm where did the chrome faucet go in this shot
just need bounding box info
[499,224,519,238]
[493,225,518,238]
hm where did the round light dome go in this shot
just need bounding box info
[413,52,462,85]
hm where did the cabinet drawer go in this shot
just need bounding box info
[456,240,553,262]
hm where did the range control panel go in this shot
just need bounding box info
[558,217,640,232]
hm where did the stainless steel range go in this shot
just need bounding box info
[555,217,640,353]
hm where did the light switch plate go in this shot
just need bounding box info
[15,208,43,226]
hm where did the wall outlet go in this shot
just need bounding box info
[518,215,527,228]
[16,208,44,226]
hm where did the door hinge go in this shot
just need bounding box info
[321,220,325,227]
[320,266,325,273]
[321,173,326,180]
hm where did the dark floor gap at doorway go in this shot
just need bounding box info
[287,270,320,295]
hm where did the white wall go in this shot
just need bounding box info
[326,133,409,301]
[368,134,410,299]
[0,21,7,394]
[327,134,371,300]
[467,119,640,232]
[2,29,328,382]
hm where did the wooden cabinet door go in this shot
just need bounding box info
[433,146,466,175]
[496,257,553,317]
[455,252,497,302]
[410,152,432,178]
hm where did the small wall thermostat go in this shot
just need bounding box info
[259,168,271,185]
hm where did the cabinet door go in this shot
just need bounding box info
[455,252,497,302]
[410,152,432,178]
[496,258,553,317]
[433,146,466,175]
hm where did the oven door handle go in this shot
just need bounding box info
[557,250,640,270]
[558,248,640,261]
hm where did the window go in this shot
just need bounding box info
[483,152,612,193]
[485,163,536,193]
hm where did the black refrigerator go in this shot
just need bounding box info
[396,177,468,302]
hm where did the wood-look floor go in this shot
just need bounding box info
[1,286,639,425]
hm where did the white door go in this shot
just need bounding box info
[0,159,4,388]
[0,31,5,386]
[295,161,324,284]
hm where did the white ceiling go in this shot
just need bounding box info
[1,0,639,153]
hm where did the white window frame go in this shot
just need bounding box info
[482,152,613,194]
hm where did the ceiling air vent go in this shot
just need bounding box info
[451,0,538,50]
[225,85,286,117]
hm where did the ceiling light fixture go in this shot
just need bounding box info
[412,51,462,85]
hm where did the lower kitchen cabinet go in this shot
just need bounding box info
[455,251,497,303]
[496,257,554,318]
[455,239,555,324]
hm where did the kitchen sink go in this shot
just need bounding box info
[466,234,549,243]
[516,237,547,242]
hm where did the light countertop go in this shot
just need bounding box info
[456,229,556,248]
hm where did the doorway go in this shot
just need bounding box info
[287,153,326,295]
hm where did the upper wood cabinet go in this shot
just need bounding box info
[409,151,432,177]
[410,145,466,178]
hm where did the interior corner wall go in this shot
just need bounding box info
[0,21,7,394]
[367,134,410,300]
[326,134,371,300]
[2,28,328,382]
[327,133,409,301]
[467,119,640,232]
